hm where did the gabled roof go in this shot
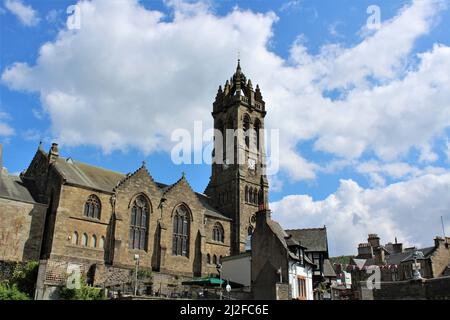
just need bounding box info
[286,227,328,253]
[266,219,313,264]
[323,259,337,278]
[50,153,230,221]
[0,172,44,205]
[54,157,124,193]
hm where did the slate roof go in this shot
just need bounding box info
[323,259,337,278]
[196,193,232,221]
[0,172,43,205]
[286,228,328,253]
[266,219,315,265]
[386,247,435,264]
[54,157,125,193]
[52,155,230,221]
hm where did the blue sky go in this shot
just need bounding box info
[1,0,450,255]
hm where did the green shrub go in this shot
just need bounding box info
[0,282,30,300]
[58,278,105,300]
[12,261,39,297]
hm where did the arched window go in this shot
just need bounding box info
[219,256,223,264]
[254,119,261,151]
[72,231,78,245]
[100,236,105,249]
[84,195,101,219]
[253,189,258,204]
[129,195,150,250]
[249,187,254,204]
[213,254,217,265]
[213,223,224,243]
[82,233,88,246]
[207,254,211,264]
[245,227,253,251]
[172,205,190,257]
[245,186,249,203]
[91,235,97,248]
[243,114,250,148]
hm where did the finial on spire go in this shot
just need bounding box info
[182,171,186,179]
[142,160,146,167]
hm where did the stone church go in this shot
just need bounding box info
[0,61,269,291]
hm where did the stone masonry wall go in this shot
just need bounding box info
[0,198,47,262]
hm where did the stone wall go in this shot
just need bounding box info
[360,276,450,300]
[44,165,232,279]
[50,184,110,263]
[430,238,450,277]
[251,210,289,300]
[0,198,47,262]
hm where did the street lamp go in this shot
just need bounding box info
[134,254,140,296]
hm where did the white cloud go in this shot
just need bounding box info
[4,0,40,26]
[0,112,14,137]
[271,172,450,256]
[356,161,448,186]
[1,0,450,182]
[279,1,302,13]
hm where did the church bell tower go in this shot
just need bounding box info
[205,60,269,254]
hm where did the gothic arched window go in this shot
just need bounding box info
[84,195,101,219]
[100,236,105,249]
[243,114,250,148]
[253,189,258,204]
[213,223,224,243]
[245,186,249,203]
[249,187,254,204]
[91,234,97,248]
[254,119,261,151]
[172,205,190,257]
[129,195,150,250]
[207,253,211,264]
[72,231,78,245]
[82,233,88,246]
[213,254,217,265]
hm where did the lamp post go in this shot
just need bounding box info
[134,254,140,296]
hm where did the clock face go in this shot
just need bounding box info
[248,158,256,170]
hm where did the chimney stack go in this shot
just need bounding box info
[48,143,59,164]
[256,176,271,229]
[368,234,380,248]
